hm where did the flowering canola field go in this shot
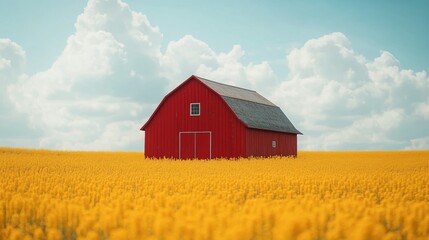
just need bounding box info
[0,148,428,240]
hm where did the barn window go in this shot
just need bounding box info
[272,140,276,148]
[190,103,200,116]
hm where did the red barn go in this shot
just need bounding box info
[141,75,301,159]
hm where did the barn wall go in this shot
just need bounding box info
[144,77,247,159]
[245,128,297,157]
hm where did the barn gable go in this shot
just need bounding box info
[196,77,301,134]
[141,75,245,131]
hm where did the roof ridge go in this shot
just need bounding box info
[221,95,277,107]
[195,75,275,106]
[195,76,257,93]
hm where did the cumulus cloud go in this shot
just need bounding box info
[0,39,25,77]
[161,35,217,89]
[8,0,164,150]
[273,32,429,150]
[0,39,41,146]
[2,1,428,151]
[321,109,405,149]
[161,35,276,92]
[408,137,429,150]
[414,101,429,120]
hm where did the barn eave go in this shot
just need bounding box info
[221,96,302,135]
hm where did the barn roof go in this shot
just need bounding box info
[197,77,275,106]
[196,76,302,134]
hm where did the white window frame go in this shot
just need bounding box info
[190,103,200,116]
[272,140,277,148]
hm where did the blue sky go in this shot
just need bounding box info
[2,1,428,75]
[1,0,428,150]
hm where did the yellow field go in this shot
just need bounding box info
[0,148,428,240]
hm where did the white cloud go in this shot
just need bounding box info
[2,1,429,151]
[273,32,429,150]
[161,35,217,89]
[0,39,26,85]
[196,45,277,92]
[161,35,276,92]
[414,101,429,119]
[408,137,429,150]
[321,109,404,149]
[0,39,42,147]
[7,0,164,150]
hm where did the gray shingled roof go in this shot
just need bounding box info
[198,77,275,106]
[197,76,302,134]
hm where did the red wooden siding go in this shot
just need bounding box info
[245,128,297,157]
[144,77,247,159]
